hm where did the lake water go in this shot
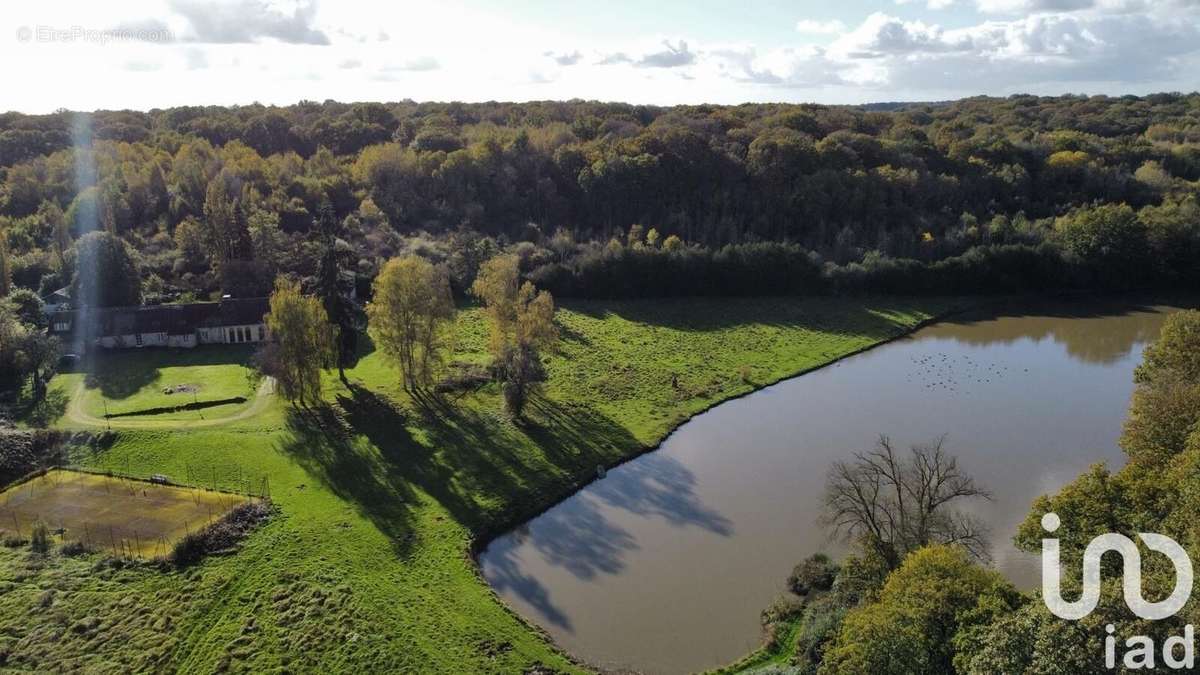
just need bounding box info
[479,297,1194,674]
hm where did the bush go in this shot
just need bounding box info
[793,594,850,673]
[29,522,50,555]
[787,552,838,596]
[170,500,271,567]
[0,429,73,486]
[761,593,806,627]
[170,531,207,567]
[60,540,90,557]
[830,551,889,605]
[434,362,491,394]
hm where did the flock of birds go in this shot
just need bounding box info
[905,352,1029,393]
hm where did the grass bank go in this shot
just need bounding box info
[0,296,954,673]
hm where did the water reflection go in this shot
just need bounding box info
[480,297,1196,675]
[588,454,733,536]
[931,297,1168,364]
[483,453,731,633]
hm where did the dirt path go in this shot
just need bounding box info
[65,377,276,429]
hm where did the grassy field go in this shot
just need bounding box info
[0,296,953,673]
[54,345,259,421]
[0,469,250,558]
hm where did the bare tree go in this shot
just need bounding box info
[821,435,991,570]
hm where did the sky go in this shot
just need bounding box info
[1,0,1198,112]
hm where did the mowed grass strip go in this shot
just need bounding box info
[0,296,955,673]
[61,345,258,419]
[0,469,249,558]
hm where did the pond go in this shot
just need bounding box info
[479,297,1194,674]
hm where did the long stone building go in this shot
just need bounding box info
[49,297,270,350]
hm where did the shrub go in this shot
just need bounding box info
[761,593,807,653]
[830,551,889,605]
[787,552,838,596]
[29,522,50,555]
[170,500,271,567]
[761,593,806,627]
[60,540,90,557]
[171,531,207,567]
[794,594,850,673]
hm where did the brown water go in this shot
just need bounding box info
[479,298,1194,675]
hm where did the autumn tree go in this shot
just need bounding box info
[820,546,1020,675]
[471,254,557,417]
[1121,309,1200,465]
[261,278,335,407]
[366,256,455,391]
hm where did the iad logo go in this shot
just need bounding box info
[1041,512,1193,620]
[1041,512,1197,669]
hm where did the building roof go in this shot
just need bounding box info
[49,297,269,337]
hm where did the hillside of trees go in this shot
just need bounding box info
[1,93,1199,308]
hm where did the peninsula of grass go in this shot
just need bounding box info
[0,296,954,673]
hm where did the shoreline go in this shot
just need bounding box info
[465,298,979,672]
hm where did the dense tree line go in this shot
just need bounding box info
[1,94,1198,306]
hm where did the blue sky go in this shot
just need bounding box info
[1,0,1197,112]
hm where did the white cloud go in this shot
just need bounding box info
[634,39,696,68]
[709,45,848,87]
[166,0,330,44]
[380,57,439,73]
[894,0,958,9]
[976,0,1094,12]
[1,0,1199,112]
[831,13,975,58]
[544,50,583,66]
[795,19,846,35]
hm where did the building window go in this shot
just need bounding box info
[135,333,143,346]
[259,326,266,341]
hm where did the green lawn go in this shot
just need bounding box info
[0,296,954,673]
[58,345,259,420]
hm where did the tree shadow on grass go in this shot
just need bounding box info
[333,385,563,535]
[275,405,419,554]
[82,345,257,401]
[17,388,69,427]
[278,382,734,629]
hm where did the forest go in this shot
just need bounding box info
[1,93,1199,312]
[1,92,1199,674]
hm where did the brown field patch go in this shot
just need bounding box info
[0,469,251,558]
